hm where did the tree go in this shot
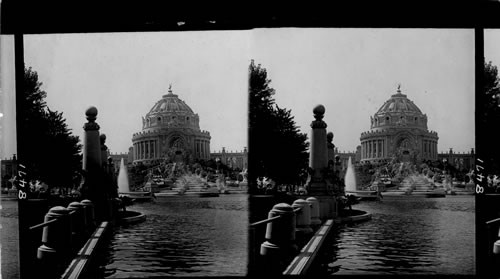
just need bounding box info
[248,60,309,193]
[480,60,500,173]
[18,66,82,189]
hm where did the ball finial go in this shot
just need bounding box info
[85,106,98,122]
[327,132,334,142]
[335,155,340,162]
[313,104,325,120]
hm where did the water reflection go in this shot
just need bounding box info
[102,195,248,277]
[326,196,475,275]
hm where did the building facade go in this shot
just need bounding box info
[438,148,475,171]
[210,147,248,170]
[1,155,17,188]
[359,86,439,165]
[109,152,131,174]
[131,86,211,165]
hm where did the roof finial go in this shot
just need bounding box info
[397,83,401,94]
[168,84,173,94]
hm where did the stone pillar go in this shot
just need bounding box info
[307,105,336,219]
[202,141,206,159]
[364,141,367,159]
[82,107,108,221]
[138,142,142,160]
[368,141,371,158]
[83,107,101,172]
[207,141,210,159]
[149,141,152,159]
[382,140,385,157]
[142,142,145,159]
[197,141,200,158]
[204,141,208,160]
[309,105,328,180]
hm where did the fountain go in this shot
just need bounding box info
[344,156,378,200]
[345,157,357,192]
[117,158,152,201]
[118,158,130,193]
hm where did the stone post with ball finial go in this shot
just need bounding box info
[306,105,337,219]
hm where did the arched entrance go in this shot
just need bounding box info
[395,136,416,164]
[167,135,187,163]
[401,150,411,163]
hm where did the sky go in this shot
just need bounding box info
[23,31,251,155]
[251,28,475,154]
[485,29,500,67]
[0,35,17,159]
[6,28,475,160]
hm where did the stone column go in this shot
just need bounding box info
[82,107,108,221]
[382,140,385,157]
[307,105,336,219]
[148,141,152,159]
[369,141,372,158]
[139,141,142,160]
[83,107,102,172]
[142,142,145,159]
[204,141,208,160]
[363,141,367,159]
[207,141,210,159]
[138,142,142,160]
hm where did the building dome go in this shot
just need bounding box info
[148,89,195,115]
[370,86,428,131]
[359,85,438,165]
[131,85,210,165]
[141,86,201,133]
[375,88,423,116]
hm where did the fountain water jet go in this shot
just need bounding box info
[344,157,357,192]
[344,156,378,200]
[118,158,130,193]
[117,158,151,200]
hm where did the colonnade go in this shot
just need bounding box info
[361,139,386,160]
[133,140,158,160]
[422,139,437,160]
[195,139,210,160]
[133,138,211,161]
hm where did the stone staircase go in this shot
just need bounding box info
[398,176,415,193]
[172,175,208,193]
[412,175,433,192]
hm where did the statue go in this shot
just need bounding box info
[327,131,335,167]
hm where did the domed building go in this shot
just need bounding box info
[131,86,211,165]
[360,86,439,164]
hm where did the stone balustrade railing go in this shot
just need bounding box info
[28,199,109,278]
[250,196,323,275]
